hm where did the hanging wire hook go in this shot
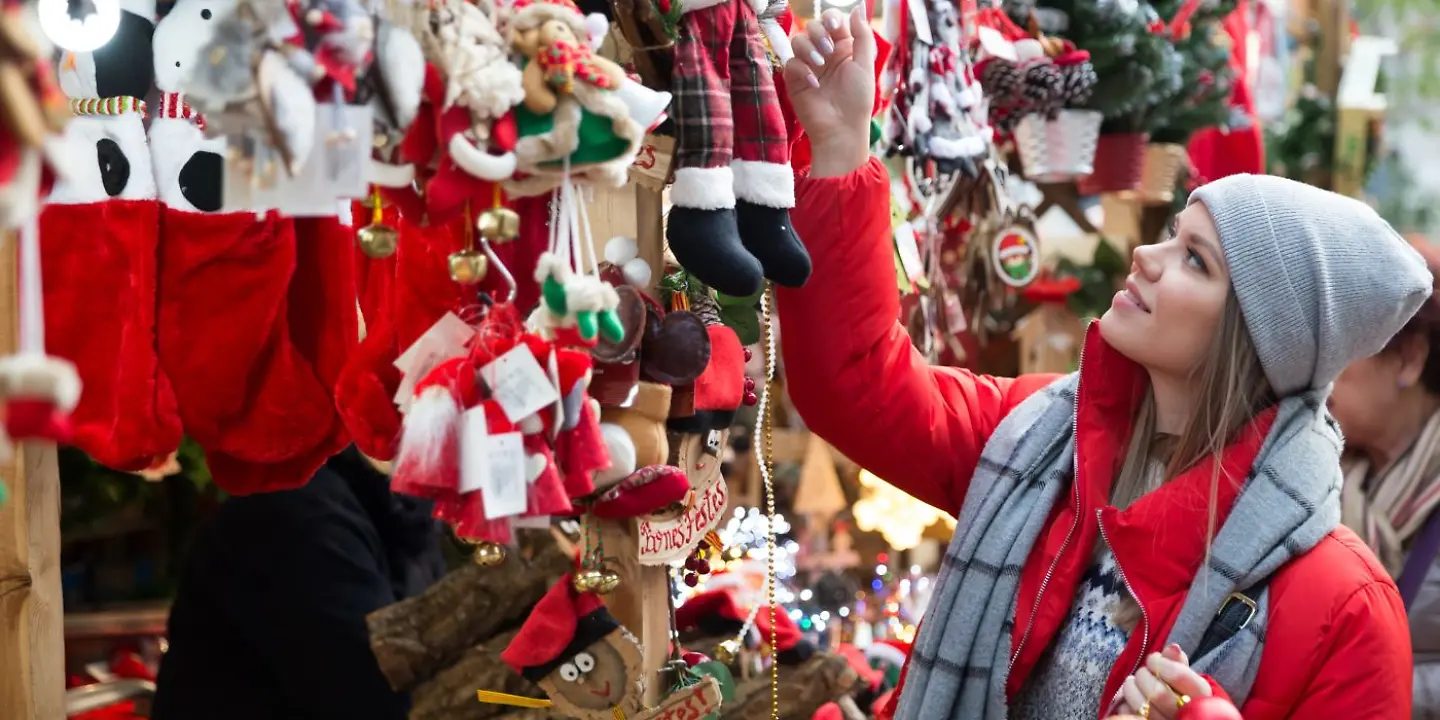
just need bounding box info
[480,237,516,305]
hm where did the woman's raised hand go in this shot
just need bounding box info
[1112,646,1216,719]
[782,7,876,177]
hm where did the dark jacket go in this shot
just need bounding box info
[153,447,446,719]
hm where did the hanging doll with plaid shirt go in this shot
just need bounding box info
[665,0,810,298]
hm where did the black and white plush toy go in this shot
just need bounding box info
[149,0,226,212]
[49,0,157,204]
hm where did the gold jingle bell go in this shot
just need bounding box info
[714,639,741,666]
[477,207,521,243]
[448,249,487,285]
[594,569,621,594]
[572,568,608,593]
[470,541,507,567]
[356,224,399,259]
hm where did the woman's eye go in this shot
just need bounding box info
[1186,248,1208,272]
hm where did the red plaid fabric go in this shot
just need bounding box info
[672,1,789,171]
[673,3,738,171]
[729,1,788,165]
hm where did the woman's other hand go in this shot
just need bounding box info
[1113,645,1215,719]
[782,7,875,178]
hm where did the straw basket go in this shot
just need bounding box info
[1077,132,1148,195]
[1013,109,1103,183]
[1137,143,1189,204]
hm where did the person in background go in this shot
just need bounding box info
[777,8,1424,720]
[151,447,445,719]
[1331,235,1440,717]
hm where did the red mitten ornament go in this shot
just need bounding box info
[1176,696,1243,720]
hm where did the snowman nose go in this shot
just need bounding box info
[62,53,76,71]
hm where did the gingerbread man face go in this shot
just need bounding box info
[538,630,645,719]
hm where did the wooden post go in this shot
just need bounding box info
[0,233,65,720]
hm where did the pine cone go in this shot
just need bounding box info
[1058,61,1098,109]
[690,291,722,326]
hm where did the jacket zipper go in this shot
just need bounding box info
[1097,509,1152,714]
[1008,339,1086,674]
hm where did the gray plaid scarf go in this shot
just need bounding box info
[895,372,1344,720]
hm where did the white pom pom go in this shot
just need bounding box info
[605,235,638,264]
[595,422,637,488]
[1014,39,1046,61]
[622,258,652,288]
[584,13,609,51]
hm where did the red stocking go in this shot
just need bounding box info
[204,216,359,492]
[157,209,334,494]
[40,200,182,470]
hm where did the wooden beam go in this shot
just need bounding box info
[0,231,64,720]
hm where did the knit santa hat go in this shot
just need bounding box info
[501,576,622,682]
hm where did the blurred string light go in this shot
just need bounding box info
[852,469,955,550]
[38,0,120,52]
[673,507,797,607]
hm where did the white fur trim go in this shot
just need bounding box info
[744,0,767,15]
[864,643,908,668]
[394,386,460,488]
[366,159,416,187]
[613,79,671,135]
[732,160,795,208]
[149,117,222,211]
[669,166,736,211]
[0,354,82,411]
[534,252,574,285]
[584,12,609,50]
[448,134,517,181]
[595,422,637,488]
[377,25,425,129]
[563,276,618,314]
[681,0,730,13]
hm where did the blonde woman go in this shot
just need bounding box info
[778,9,1424,720]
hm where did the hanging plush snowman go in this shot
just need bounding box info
[34,0,183,471]
[149,0,227,212]
[48,0,157,205]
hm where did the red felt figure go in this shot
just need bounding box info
[391,354,479,497]
[665,0,809,298]
[41,2,183,470]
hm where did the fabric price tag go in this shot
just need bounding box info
[481,345,560,424]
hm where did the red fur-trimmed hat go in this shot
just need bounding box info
[675,587,813,664]
[590,465,689,519]
[501,576,621,682]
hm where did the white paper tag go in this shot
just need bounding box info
[393,313,476,412]
[459,406,491,495]
[907,0,934,45]
[977,26,1018,62]
[895,223,925,282]
[482,432,528,519]
[481,345,561,425]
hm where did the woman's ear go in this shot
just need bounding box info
[1397,332,1430,388]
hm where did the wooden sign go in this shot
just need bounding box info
[629,134,675,192]
[1332,36,1397,199]
[638,471,728,565]
[641,676,723,720]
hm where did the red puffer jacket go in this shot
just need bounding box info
[776,157,1412,719]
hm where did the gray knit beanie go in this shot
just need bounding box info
[1189,174,1433,397]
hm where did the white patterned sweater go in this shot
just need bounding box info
[1011,548,1134,720]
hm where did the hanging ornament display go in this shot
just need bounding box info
[529,166,624,346]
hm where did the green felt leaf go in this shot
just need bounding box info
[686,661,736,718]
[716,288,763,307]
[720,303,761,345]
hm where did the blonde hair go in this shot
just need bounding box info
[1108,291,1274,631]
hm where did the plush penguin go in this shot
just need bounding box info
[38,0,184,471]
[148,0,355,495]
